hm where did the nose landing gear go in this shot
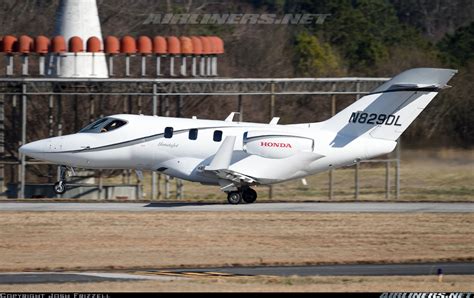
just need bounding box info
[226,187,258,205]
[54,180,66,194]
[53,165,68,195]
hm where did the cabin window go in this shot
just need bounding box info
[213,130,223,142]
[164,127,174,138]
[189,128,198,140]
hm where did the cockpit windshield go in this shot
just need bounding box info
[79,117,128,133]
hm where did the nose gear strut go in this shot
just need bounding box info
[53,165,68,194]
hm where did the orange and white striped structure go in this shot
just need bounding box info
[46,0,108,78]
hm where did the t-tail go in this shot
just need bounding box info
[321,68,457,144]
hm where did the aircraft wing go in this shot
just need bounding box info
[215,170,257,191]
[203,136,258,190]
[206,168,258,192]
[212,169,257,184]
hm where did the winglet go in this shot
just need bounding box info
[269,117,280,125]
[225,112,240,122]
[205,136,236,171]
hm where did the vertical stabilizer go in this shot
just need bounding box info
[320,68,457,145]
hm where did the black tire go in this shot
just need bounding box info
[242,188,257,204]
[227,191,242,205]
[53,181,66,194]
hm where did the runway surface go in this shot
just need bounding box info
[164,262,474,277]
[0,263,473,284]
[0,272,180,284]
[0,202,472,212]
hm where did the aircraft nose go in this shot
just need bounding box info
[19,140,46,158]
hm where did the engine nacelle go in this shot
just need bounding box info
[243,130,314,159]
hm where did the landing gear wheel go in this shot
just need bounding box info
[227,191,242,205]
[54,181,66,194]
[242,188,257,204]
[53,165,68,195]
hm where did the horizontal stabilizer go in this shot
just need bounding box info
[371,68,457,93]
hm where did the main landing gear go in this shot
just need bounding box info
[227,187,257,205]
[53,165,68,195]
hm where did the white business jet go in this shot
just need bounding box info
[20,68,457,204]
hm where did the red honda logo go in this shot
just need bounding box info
[260,141,292,148]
